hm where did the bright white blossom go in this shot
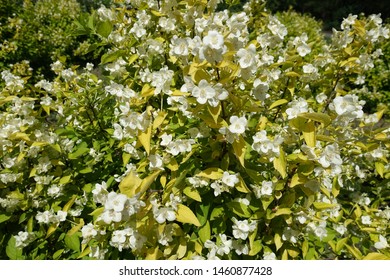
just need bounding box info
[232,217,257,240]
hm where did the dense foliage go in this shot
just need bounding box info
[0,0,389,260]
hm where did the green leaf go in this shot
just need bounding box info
[6,236,24,260]
[0,213,11,223]
[248,240,262,256]
[153,111,168,130]
[96,20,113,38]
[65,234,80,252]
[79,167,93,174]
[53,249,64,260]
[176,204,201,227]
[198,220,211,244]
[274,208,292,216]
[67,219,84,236]
[274,232,283,251]
[208,104,221,124]
[210,206,224,221]
[68,142,89,160]
[100,50,127,65]
[285,71,300,77]
[227,201,252,218]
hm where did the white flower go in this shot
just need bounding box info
[330,94,364,119]
[216,234,232,256]
[57,210,67,222]
[232,217,257,240]
[153,207,176,224]
[221,171,239,187]
[170,36,190,57]
[252,79,270,101]
[14,231,34,248]
[286,98,309,119]
[261,181,273,196]
[105,192,128,212]
[36,210,57,224]
[160,133,173,146]
[228,115,247,134]
[318,144,343,168]
[100,209,122,224]
[203,30,224,50]
[81,223,98,242]
[236,44,257,69]
[92,181,108,205]
[263,251,277,260]
[192,79,216,105]
[361,215,372,225]
[334,224,347,235]
[374,235,389,250]
[149,154,164,170]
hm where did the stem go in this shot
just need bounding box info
[322,74,341,113]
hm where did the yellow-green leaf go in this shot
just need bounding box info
[235,175,251,193]
[313,202,337,210]
[59,175,72,185]
[208,104,221,124]
[363,253,390,260]
[273,147,287,179]
[67,219,84,236]
[63,195,77,212]
[302,120,316,147]
[145,247,163,260]
[175,204,201,227]
[375,162,384,178]
[269,99,289,110]
[137,170,162,196]
[183,186,202,202]
[177,237,187,259]
[153,111,168,130]
[274,208,292,216]
[119,171,142,197]
[274,232,283,250]
[138,124,152,155]
[290,173,307,188]
[196,167,223,180]
[336,237,348,253]
[233,135,246,167]
[345,244,362,260]
[299,112,332,127]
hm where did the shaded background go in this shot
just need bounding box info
[265,0,390,30]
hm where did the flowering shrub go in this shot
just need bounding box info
[1,0,389,260]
